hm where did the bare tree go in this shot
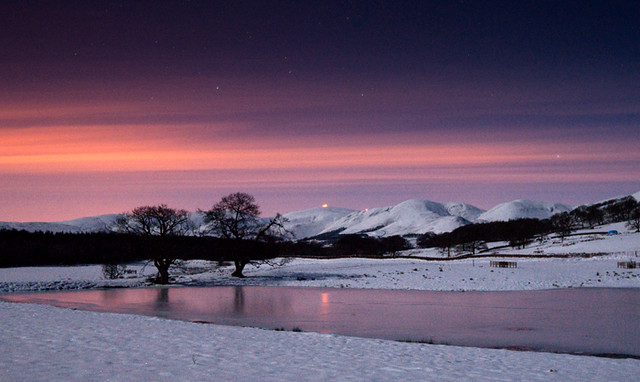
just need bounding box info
[203,192,289,277]
[627,207,640,233]
[551,211,574,242]
[458,239,487,256]
[571,205,590,228]
[585,205,604,228]
[115,204,191,284]
[102,263,127,280]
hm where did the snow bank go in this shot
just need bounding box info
[0,263,157,294]
[1,301,638,382]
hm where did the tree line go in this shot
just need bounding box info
[569,196,640,230]
[417,218,553,257]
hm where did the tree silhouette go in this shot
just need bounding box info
[551,212,574,241]
[627,207,640,233]
[203,192,289,277]
[115,204,192,284]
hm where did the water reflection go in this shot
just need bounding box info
[156,288,169,304]
[4,286,639,357]
[234,286,244,313]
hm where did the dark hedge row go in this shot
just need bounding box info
[333,234,410,257]
[0,230,327,268]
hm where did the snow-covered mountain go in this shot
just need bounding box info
[283,206,355,239]
[318,199,478,237]
[3,191,637,238]
[477,200,572,222]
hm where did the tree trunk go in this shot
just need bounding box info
[154,258,171,284]
[231,260,247,278]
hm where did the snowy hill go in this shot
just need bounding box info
[57,214,121,232]
[477,200,571,222]
[318,199,479,237]
[283,206,355,239]
[443,202,485,222]
[0,214,120,234]
[592,190,640,205]
[0,221,82,233]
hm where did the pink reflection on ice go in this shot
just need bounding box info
[4,286,639,357]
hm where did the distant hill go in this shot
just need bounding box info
[0,214,120,234]
[56,214,121,232]
[476,200,572,222]
[2,190,638,238]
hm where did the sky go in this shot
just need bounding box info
[1,0,639,221]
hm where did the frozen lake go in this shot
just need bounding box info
[4,286,639,357]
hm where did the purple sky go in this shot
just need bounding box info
[1,1,639,221]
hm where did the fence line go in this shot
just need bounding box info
[617,261,638,269]
[490,261,518,268]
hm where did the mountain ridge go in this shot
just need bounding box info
[2,191,638,238]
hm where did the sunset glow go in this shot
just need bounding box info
[1,2,639,221]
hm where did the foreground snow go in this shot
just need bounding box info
[1,301,638,382]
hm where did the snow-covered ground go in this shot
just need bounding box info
[2,252,639,294]
[1,223,639,381]
[2,300,639,382]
